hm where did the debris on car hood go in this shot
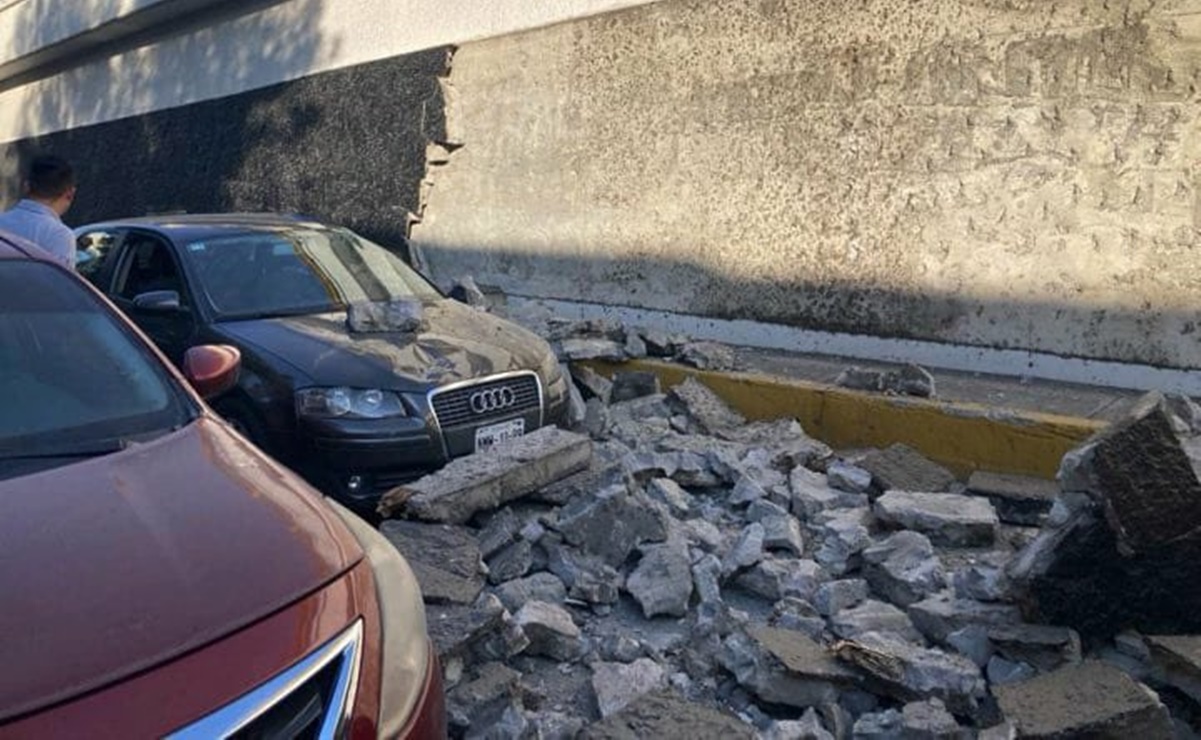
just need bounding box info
[346,298,428,334]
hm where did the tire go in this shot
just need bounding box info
[212,396,271,452]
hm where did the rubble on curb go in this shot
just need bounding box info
[364,305,1201,737]
[835,363,937,398]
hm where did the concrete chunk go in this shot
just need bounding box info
[379,520,483,605]
[720,629,855,709]
[427,594,529,662]
[735,558,825,602]
[558,337,626,361]
[556,484,667,566]
[1061,392,1201,554]
[814,578,870,617]
[580,690,753,739]
[908,592,1022,644]
[668,376,746,434]
[827,461,874,494]
[571,364,613,403]
[994,661,1173,739]
[626,542,694,618]
[749,626,860,683]
[494,572,568,612]
[834,631,986,712]
[967,471,1058,526]
[676,341,736,371]
[987,624,1082,672]
[862,531,946,608]
[485,539,533,584]
[859,444,956,494]
[1146,635,1201,705]
[1008,394,1201,639]
[611,370,660,403]
[590,659,668,718]
[514,600,583,661]
[791,466,868,519]
[875,491,998,547]
[761,513,806,556]
[830,600,924,644]
[901,698,963,739]
[378,426,592,521]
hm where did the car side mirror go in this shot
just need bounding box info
[133,290,181,311]
[183,344,241,399]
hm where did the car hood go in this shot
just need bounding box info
[0,419,361,722]
[215,299,553,391]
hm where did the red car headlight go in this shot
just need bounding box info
[326,501,431,736]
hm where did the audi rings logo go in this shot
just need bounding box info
[470,386,517,414]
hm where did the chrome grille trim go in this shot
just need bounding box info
[166,620,363,740]
[428,371,543,430]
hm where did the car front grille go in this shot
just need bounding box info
[167,622,362,740]
[429,372,542,429]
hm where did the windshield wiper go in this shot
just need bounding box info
[0,438,131,462]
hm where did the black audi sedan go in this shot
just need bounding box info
[75,214,569,512]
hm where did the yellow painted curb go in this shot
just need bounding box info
[579,359,1106,481]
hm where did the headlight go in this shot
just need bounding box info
[326,499,432,737]
[296,387,407,419]
[538,350,564,384]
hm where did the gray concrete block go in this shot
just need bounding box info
[379,426,592,521]
[994,661,1173,739]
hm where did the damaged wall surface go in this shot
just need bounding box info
[0,0,664,247]
[412,0,1201,370]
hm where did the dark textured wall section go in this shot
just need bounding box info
[0,45,452,258]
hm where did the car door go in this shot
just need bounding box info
[107,231,199,364]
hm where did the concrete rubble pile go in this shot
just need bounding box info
[462,287,739,373]
[380,297,1201,737]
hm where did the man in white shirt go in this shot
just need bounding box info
[0,155,78,269]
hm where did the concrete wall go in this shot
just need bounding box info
[0,0,663,143]
[413,0,1201,371]
[0,0,661,250]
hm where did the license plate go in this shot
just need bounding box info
[474,418,525,453]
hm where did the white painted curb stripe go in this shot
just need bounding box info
[513,296,1201,396]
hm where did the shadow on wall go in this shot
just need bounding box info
[418,242,1201,373]
[0,1,451,257]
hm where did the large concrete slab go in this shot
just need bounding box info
[378,426,592,522]
[379,520,484,605]
[994,661,1173,739]
[874,491,999,547]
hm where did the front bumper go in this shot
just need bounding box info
[299,380,570,508]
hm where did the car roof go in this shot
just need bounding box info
[78,213,332,242]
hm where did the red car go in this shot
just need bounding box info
[0,231,445,738]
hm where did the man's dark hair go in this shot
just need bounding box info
[26,155,76,199]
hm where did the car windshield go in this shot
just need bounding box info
[181,227,442,320]
[0,261,195,480]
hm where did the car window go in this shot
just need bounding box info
[0,261,195,479]
[75,229,120,284]
[115,234,186,301]
[181,227,441,320]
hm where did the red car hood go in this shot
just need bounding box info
[0,418,362,722]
